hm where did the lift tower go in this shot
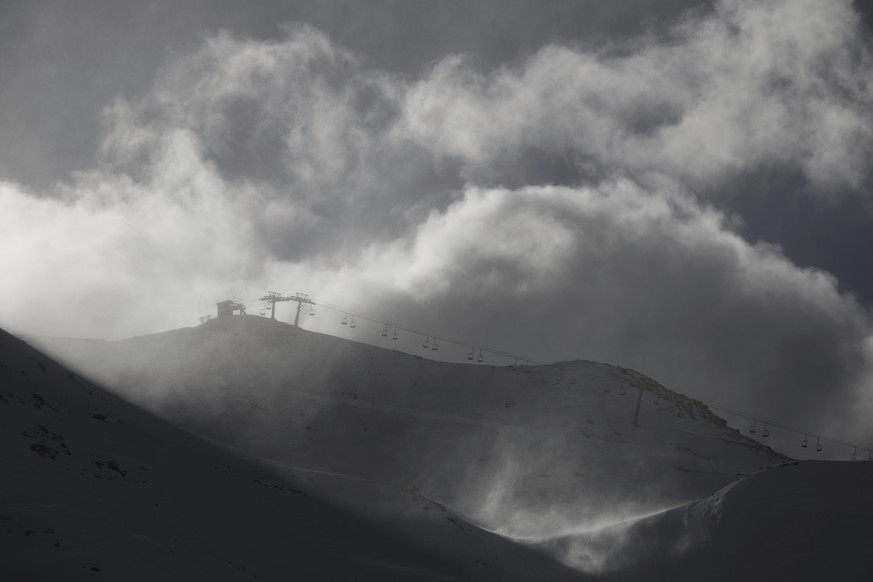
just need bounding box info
[289,292,315,327]
[258,291,315,327]
[259,291,290,321]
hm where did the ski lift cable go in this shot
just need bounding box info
[705,404,831,443]
[309,299,873,454]
[313,299,547,367]
[704,403,872,454]
[311,299,630,383]
[310,302,602,377]
[225,295,873,456]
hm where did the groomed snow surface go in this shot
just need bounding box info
[4,316,872,580]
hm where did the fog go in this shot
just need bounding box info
[3,0,873,447]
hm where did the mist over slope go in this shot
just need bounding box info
[0,326,582,581]
[39,315,787,538]
[17,318,873,580]
[545,461,873,581]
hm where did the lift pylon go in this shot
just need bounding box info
[289,292,315,327]
[258,291,315,327]
[259,291,289,321]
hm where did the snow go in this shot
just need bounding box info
[541,460,873,580]
[0,326,580,580]
[37,316,787,531]
[15,314,873,579]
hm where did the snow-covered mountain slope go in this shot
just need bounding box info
[541,460,873,581]
[37,315,787,540]
[1,327,584,581]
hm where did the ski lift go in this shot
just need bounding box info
[422,336,430,349]
[381,324,389,337]
[762,424,770,438]
[350,316,357,329]
[432,338,439,351]
[851,447,857,461]
[392,327,399,340]
[801,434,808,448]
[260,309,266,316]
[342,313,348,325]
[309,306,316,316]
[816,437,823,452]
[477,349,484,363]
[748,420,756,434]
[467,348,475,361]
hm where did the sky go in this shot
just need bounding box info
[2,0,873,446]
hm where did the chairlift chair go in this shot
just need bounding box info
[309,306,315,316]
[748,420,756,434]
[381,324,388,337]
[816,437,823,452]
[342,313,348,325]
[762,424,770,438]
[851,447,857,461]
[350,316,357,328]
[422,336,429,349]
[467,348,474,361]
[477,349,484,363]
[432,338,439,351]
[801,434,808,448]
[392,327,399,340]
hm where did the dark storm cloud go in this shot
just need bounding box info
[1,0,873,444]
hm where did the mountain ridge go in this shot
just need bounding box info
[0,326,582,580]
[34,315,788,537]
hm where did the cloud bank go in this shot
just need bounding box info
[1,0,872,442]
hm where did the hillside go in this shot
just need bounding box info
[17,316,873,579]
[37,315,787,539]
[0,326,582,580]
[543,460,873,581]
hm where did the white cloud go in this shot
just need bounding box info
[1,0,872,443]
[400,0,873,189]
[324,180,871,435]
